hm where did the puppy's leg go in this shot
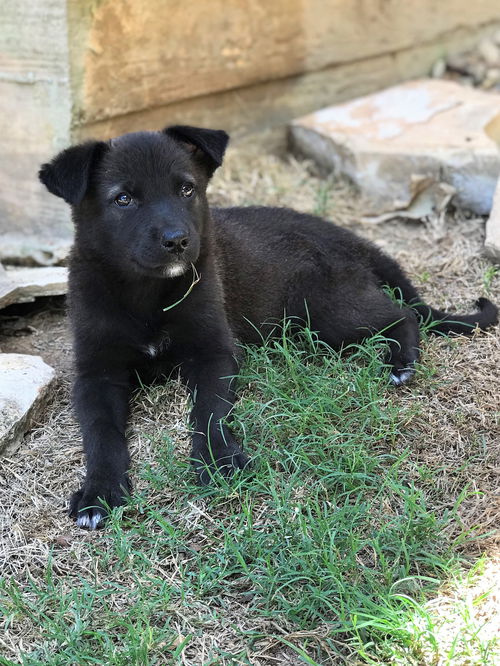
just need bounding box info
[383,308,420,385]
[293,285,420,385]
[69,371,132,529]
[181,354,250,484]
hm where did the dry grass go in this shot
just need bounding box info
[0,147,499,664]
[212,147,500,555]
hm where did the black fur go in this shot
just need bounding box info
[39,126,498,529]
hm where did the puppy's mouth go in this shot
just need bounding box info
[131,258,188,278]
[162,261,188,278]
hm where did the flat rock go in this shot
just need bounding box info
[0,265,68,310]
[0,354,56,456]
[485,176,500,260]
[0,263,13,308]
[290,79,500,215]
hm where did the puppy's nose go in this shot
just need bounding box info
[161,230,190,253]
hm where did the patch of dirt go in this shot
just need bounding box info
[0,297,72,376]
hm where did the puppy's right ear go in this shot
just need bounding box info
[39,141,108,205]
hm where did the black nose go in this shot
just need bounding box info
[161,230,190,253]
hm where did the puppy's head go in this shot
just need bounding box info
[39,125,229,278]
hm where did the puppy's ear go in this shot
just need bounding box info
[163,125,229,177]
[39,141,108,205]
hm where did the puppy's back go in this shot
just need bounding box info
[211,206,377,341]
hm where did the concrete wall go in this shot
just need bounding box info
[0,0,73,264]
[1,0,500,263]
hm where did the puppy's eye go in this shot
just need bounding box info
[180,182,194,198]
[114,192,132,207]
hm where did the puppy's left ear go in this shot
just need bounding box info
[163,125,229,177]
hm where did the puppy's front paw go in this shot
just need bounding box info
[69,475,131,529]
[389,366,415,386]
[192,437,250,485]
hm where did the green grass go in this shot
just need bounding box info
[482,265,499,296]
[0,327,497,665]
[313,181,333,217]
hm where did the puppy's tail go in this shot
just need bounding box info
[409,296,498,335]
[373,250,498,335]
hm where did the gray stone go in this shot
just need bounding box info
[485,176,500,261]
[289,79,500,215]
[482,68,500,89]
[478,37,500,66]
[446,52,471,72]
[468,61,488,85]
[0,265,68,310]
[0,264,13,308]
[0,235,72,267]
[0,354,56,455]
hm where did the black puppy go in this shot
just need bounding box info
[39,125,498,529]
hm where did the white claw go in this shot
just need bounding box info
[76,512,103,530]
[90,513,102,530]
[76,514,91,528]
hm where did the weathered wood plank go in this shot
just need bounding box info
[77,23,500,146]
[69,0,500,124]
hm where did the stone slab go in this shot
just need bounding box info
[290,79,500,215]
[0,264,13,310]
[485,176,500,260]
[0,266,68,310]
[0,354,56,455]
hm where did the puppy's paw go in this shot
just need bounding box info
[192,438,251,486]
[389,366,415,386]
[69,475,131,530]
